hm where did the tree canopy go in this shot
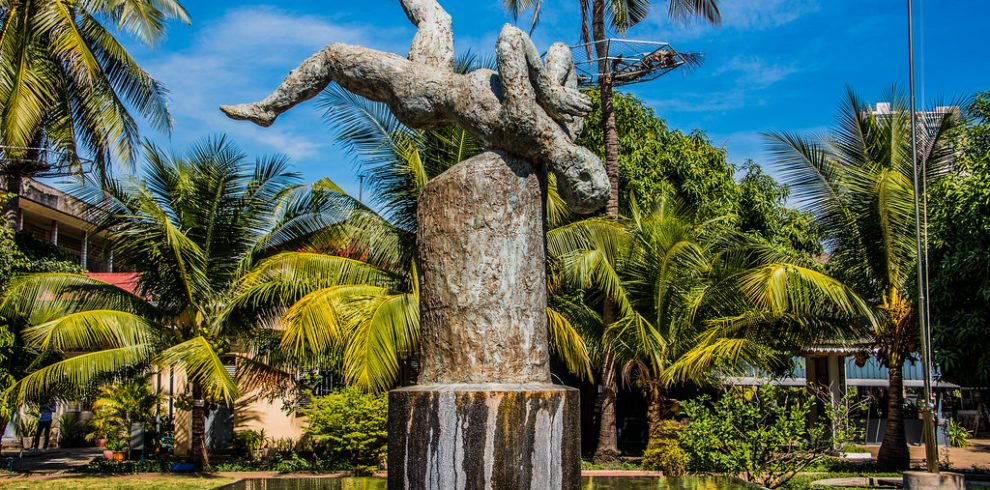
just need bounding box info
[930,91,990,386]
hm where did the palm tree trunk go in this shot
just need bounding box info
[190,382,209,469]
[591,0,622,463]
[645,381,663,447]
[1,174,22,231]
[594,346,620,462]
[877,361,910,470]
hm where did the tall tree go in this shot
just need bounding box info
[0,137,335,467]
[0,0,189,225]
[766,88,959,470]
[930,92,990,387]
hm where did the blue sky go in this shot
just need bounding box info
[123,0,989,197]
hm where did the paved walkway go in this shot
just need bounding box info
[0,448,100,474]
[863,439,990,470]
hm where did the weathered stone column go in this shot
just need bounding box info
[389,151,581,489]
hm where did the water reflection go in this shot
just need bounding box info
[222,476,753,490]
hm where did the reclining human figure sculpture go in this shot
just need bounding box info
[220,0,608,213]
[223,2,598,487]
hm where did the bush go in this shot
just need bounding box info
[301,389,388,471]
[642,439,689,476]
[680,386,854,489]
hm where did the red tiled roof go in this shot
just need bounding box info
[85,272,142,296]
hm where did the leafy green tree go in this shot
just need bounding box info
[301,389,388,472]
[930,91,990,387]
[737,161,822,256]
[0,0,189,229]
[0,137,335,466]
[766,88,960,470]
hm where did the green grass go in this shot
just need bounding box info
[780,472,901,489]
[0,476,234,490]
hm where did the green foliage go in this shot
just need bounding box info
[0,0,189,172]
[947,418,973,448]
[1,137,338,408]
[642,421,689,475]
[679,386,847,489]
[930,91,990,386]
[105,438,128,451]
[301,389,388,470]
[578,90,737,220]
[57,413,93,448]
[641,440,689,476]
[85,380,160,445]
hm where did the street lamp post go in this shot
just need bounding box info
[907,0,939,474]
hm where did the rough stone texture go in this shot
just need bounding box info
[219,0,608,214]
[903,471,966,490]
[389,384,581,490]
[417,151,548,384]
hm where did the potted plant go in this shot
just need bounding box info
[105,439,127,461]
[15,415,38,450]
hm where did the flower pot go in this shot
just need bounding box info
[112,451,125,462]
[103,449,114,460]
[95,438,107,448]
[21,437,33,450]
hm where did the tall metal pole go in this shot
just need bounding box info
[907,0,939,473]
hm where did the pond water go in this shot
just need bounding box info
[221,476,755,489]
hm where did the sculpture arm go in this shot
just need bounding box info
[496,25,591,122]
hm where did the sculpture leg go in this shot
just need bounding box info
[220,45,450,128]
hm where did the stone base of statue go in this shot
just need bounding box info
[388,384,581,489]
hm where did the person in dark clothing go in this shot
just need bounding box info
[33,403,54,450]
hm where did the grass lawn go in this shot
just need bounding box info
[0,475,234,490]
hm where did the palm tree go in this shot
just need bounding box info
[0,0,189,225]
[551,194,872,448]
[0,136,335,466]
[765,88,959,470]
[232,82,594,393]
[504,0,721,460]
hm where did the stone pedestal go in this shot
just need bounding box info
[388,151,581,488]
[903,471,965,490]
[388,384,581,490]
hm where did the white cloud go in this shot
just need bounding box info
[715,55,799,87]
[639,0,820,41]
[720,0,821,31]
[141,5,409,170]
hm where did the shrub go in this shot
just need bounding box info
[680,386,855,489]
[642,439,689,476]
[301,389,388,471]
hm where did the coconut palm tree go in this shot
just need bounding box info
[0,136,336,467]
[765,88,960,470]
[504,0,721,460]
[550,194,874,448]
[0,0,189,225]
[231,82,594,393]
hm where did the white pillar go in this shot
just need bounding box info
[81,231,88,269]
[107,250,113,273]
[50,221,58,246]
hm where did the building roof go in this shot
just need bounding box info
[85,272,141,296]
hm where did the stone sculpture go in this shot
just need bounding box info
[221,1,607,488]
